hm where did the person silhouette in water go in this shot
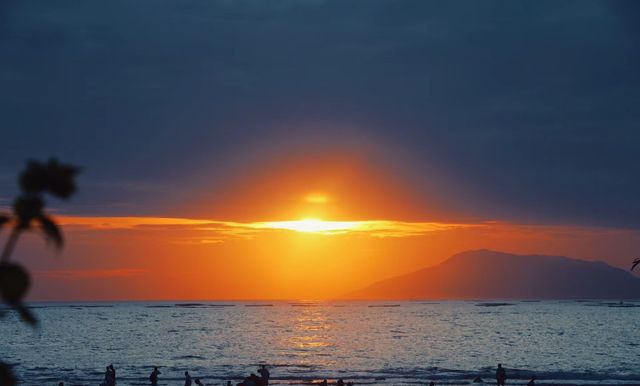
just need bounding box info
[527,375,536,386]
[149,367,160,385]
[257,365,270,385]
[111,364,117,386]
[184,370,193,386]
[103,364,116,386]
[496,364,506,386]
[101,367,109,386]
[195,378,205,386]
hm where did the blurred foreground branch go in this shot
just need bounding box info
[0,159,79,386]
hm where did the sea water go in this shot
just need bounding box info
[1,301,639,385]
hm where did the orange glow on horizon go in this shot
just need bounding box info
[24,155,640,302]
[24,212,640,302]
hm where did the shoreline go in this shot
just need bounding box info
[16,372,640,386]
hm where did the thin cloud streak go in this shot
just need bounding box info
[57,216,477,239]
[35,269,146,279]
[249,219,473,237]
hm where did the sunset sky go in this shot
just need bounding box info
[1,1,640,300]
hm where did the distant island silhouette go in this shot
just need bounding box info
[345,249,640,300]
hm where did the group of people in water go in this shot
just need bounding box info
[53,363,535,385]
[318,379,354,386]
[149,368,206,386]
[87,364,272,386]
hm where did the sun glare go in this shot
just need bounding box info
[255,218,359,234]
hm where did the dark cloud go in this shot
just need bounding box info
[1,0,638,226]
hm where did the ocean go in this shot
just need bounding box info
[1,301,639,385]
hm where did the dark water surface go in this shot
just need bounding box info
[2,301,639,385]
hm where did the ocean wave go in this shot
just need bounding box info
[245,304,274,307]
[475,302,514,307]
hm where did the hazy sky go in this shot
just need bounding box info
[1,1,639,300]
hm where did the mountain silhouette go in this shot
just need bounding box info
[346,250,640,300]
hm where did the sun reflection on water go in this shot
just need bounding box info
[283,302,335,365]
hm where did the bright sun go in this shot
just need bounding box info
[254,218,360,234]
